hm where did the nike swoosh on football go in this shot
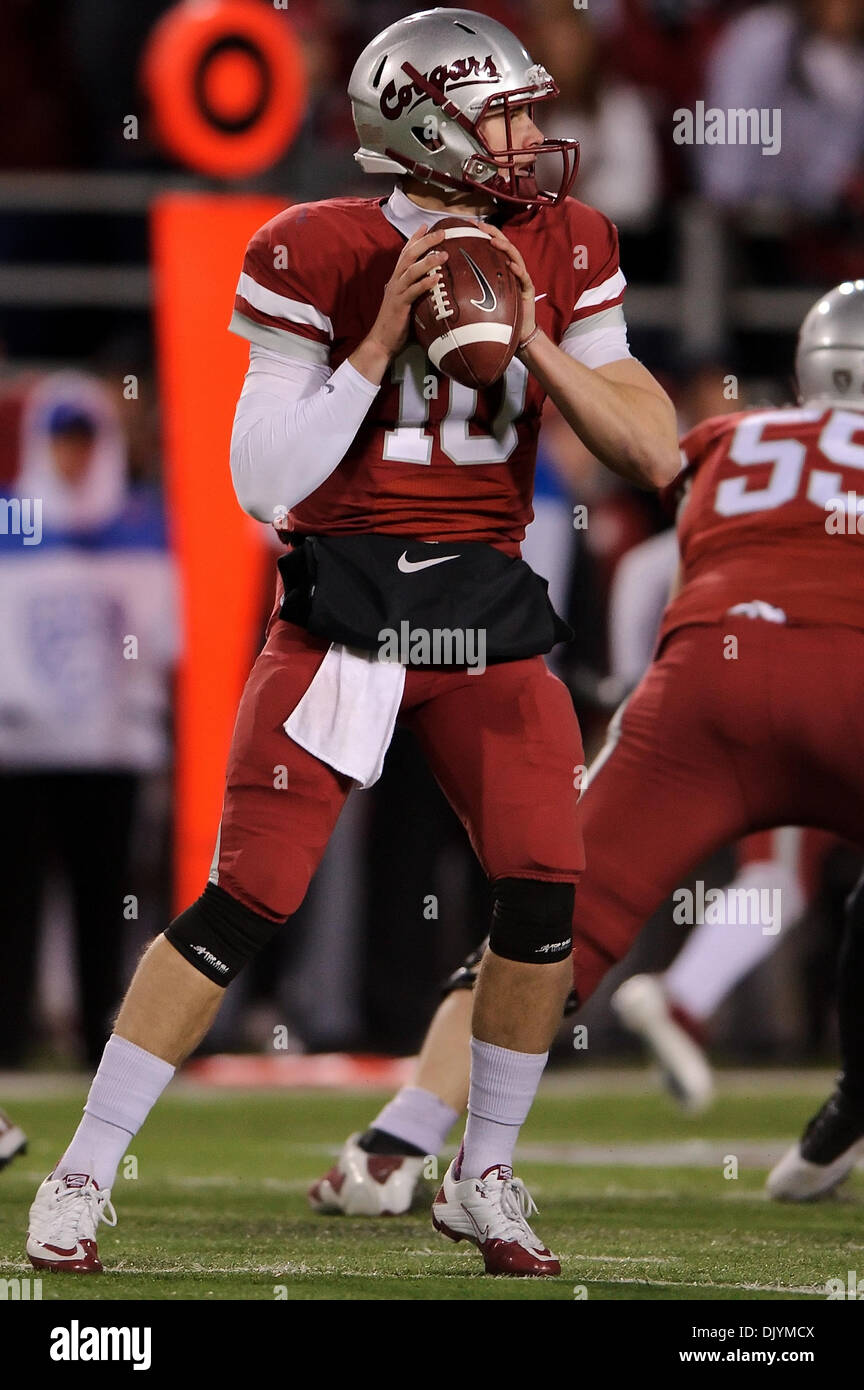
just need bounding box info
[460,249,497,313]
[397,551,460,573]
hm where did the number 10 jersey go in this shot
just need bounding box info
[229,190,626,556]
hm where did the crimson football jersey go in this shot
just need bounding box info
[661,405,864,642]
[229,191,626,555]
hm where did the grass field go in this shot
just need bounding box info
[1,1069,861,1301]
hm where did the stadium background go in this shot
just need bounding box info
[1,0,863,1073]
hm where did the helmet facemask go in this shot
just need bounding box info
[384,60,579,208]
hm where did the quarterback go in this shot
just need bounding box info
[308,282,864,1218]
[26,8,678,1278]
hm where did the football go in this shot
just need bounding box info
[412,218,523,390]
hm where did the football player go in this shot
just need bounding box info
[0,1109,26,1171]
[605,529,848,1114]
[613,827,845,1114]
[25,8,678,1277]
[768,864,864,1200]
[309,279,864,1217]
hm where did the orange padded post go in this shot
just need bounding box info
[151,193,282,911]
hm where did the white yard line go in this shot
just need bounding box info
[517,1140,794,1167]
[0,1257,827,1294]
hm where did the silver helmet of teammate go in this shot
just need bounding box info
[348,7,579,208]
[796,280,864,408]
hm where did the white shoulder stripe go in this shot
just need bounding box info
[228,310,330,363]
[236,272,333,339]
[573,269,627,314]
[561,304,625,339]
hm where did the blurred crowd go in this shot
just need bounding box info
[3,0,864,257]
[0,0,862,1067]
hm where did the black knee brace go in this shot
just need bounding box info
[487,877,575,964]
[165,883,284,986]
[440,926,580,1011]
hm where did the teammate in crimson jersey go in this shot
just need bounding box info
[25,8,679,1278]
[309,280,864,1220]
[595,525,851,1115]
[660,405,864,640]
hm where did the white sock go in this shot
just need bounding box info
[371,1086,459,1157]
[56,1034,175,1191]
[665,861,805,1020]
[460,1039,547,1179]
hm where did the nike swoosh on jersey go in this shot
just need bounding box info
[460,250,497,313]
[397,551,460,574]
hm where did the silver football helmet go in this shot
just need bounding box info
[348,7,579,207]
[796,280,864,408]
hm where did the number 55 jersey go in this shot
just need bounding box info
[229,186,628,555]
[661,405,864,644]
[567,403,864,1005]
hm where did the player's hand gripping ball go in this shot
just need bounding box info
[412,218,523,390]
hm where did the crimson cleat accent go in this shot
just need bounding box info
[432,1160,561,1277]
[308,1164,345,1207]
[27,1172,116,1273]
[29,1238,104,1274]
[669,1002,707,1049]
[308,1134,425,1215]
[432,1204,561,1277]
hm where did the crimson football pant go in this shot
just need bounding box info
[733,826,839,905]
[571,619,864,1003]
[213,620,584,922]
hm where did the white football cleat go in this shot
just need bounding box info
[308,1134,425,1216]
[432,1154,560,1277]
[0,1109,27,1170]
[27,1172,117,1273]
[612,973,714,1114]
[767,1090,864,1201]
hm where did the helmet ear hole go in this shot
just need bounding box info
[371,55,387,89]
[411,123,444,152]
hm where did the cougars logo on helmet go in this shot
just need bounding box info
[380,55,501,119]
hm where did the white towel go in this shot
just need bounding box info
[726,600,787,623]
[283,643,406,787]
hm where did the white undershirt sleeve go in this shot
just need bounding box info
[559,304,633,369]
[229,342,381,522]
